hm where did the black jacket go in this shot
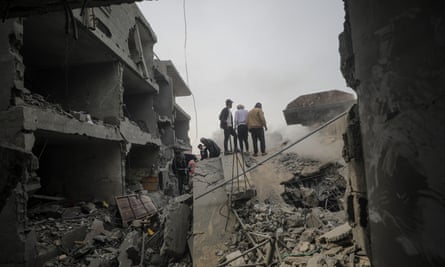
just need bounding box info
[202,139,221,157]
[219,107,232,129]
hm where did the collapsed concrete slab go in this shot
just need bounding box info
[161,202,191,259]
[283,90,355,126]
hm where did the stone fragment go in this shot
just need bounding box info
[306,253,337,267]
[300,228,317,243]
[318,223,352,244]
[117,231,141,266]
[61,225,88,250]
[58,254,67,261]
[298,241,310,253]
[301,188,319,207]
[81,202,97,214]
[305,213,324,229]
[84,219,105,244]
[225,250,245,266]
[287,214,305,227]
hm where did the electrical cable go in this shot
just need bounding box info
[182,0,199,144]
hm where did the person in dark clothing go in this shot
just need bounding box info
[219,99,238,154]
[200,137,221,158]
[198,144,208,160]
[172,150,188,195]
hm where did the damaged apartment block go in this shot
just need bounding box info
[0,3,191,265]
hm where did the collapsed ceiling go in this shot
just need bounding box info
[1,0,144,18]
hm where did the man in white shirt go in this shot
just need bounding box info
[235,104,249,153]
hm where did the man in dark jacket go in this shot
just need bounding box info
[200,138,221,158]
[219,99,238,154]
[172,150,188,195]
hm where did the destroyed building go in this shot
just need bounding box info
[0,3,191,265]
[1,1,444,267]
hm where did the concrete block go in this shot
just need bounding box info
[61,226,88,250]
[161,202,190,258]
[318,223,352,245]
[117,230,141,266]
[225,250,245,266]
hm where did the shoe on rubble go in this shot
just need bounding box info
[262,152,268,156]
[253,153,258,157]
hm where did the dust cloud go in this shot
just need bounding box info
[266,124,345,163]
[207,123,345,163]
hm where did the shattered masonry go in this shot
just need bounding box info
[0,3,192,265]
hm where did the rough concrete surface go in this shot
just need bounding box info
[341,1,445,266]
[192,157,236,267]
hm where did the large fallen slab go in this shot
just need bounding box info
[192,157,236,267]
[161,202,191,259]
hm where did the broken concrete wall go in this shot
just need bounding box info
[0,143,37,265]
[342,105,370,256]
[341,1,445,266]
[0,107,35,152]
[0,189,36,265]
[126,144,160,188]
[159,127,175,148]
[34,136,123,203]
[174,105,191,149]
[154,79,174,121]
[25,62,124,123]
[124,93,159,135]
[0,19,23,111]
[0,142,36,212]
[174,120,190,145]
[74,5,157,86]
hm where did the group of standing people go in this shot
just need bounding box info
[219,99,268,157]
[173,99,267,195]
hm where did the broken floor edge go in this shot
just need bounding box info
[0,105,161,147]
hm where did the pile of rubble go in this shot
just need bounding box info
[27,192,193,266]
[216,153,370,267]
[273,153,346,212]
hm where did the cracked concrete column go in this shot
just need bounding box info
[340,1,445,266]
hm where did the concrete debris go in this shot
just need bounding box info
[161,202,191,259]
[279,154,346,212]
[318,223,352,245]
[283,90,355,126]
[0,3,195,266]
[212,153,370,267]
[224,250,245,266]
[18,189,194,266]
[117,230,142,266]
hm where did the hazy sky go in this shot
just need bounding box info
[138,0,354,148]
